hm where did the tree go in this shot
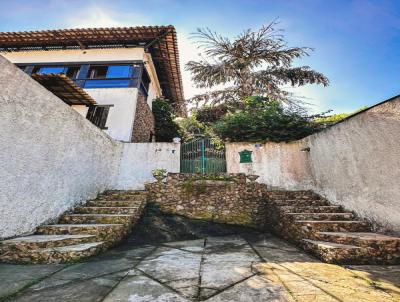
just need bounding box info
[212,96,323,142]
[152,98,180,142]
[186,21,329,108]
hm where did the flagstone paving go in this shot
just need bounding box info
[1,232,399,302]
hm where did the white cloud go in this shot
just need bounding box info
[64,5,150,28]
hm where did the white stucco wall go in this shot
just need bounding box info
[85,88,139,142]
[0,55,123,239]
[71,105,89,117]
[116,143,181,190]
[226,98,400,232]
[304,99,400,232]
[226,142,313,190]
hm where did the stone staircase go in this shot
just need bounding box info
[266,190,400,264]
[0,190,147,264]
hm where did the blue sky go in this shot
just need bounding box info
[1,0,399,113]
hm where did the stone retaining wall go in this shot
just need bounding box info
[145,173,268,228]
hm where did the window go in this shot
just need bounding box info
[88,65,132,79]
[34,66,66,74]
[86,105,112,129]
[32,66,80,79]
[84,65,136,88]
[26,62,144,89]
[66,66,80,79]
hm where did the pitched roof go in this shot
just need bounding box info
[32,74,97,106]
[0,26,186,116]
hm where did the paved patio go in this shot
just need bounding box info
[1,232,399,301]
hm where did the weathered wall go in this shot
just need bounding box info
[146,173,268,228]
[0,56,122,239]
[226,97,400,232]
[116,143,180,190]
[226,142,313,190]
[304,98,400,232]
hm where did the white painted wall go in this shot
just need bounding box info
[0,56,180,239]
[71,105,89,117]
[85,88,138,142]
[226,142,313,190]
[227,98,400,232]
[0,56,123,239]
[0,48,146,64]
[116,143,181,190]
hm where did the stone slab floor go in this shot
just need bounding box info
[1,232,399,302]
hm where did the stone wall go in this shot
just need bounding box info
[146,173,268,228]
[131,91,155,142]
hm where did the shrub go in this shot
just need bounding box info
[213,96,322,142]
[152,98,180,142]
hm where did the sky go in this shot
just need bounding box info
[0,0,399,114]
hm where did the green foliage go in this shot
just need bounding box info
[152,98,180,142]
[315,113,350,125]
[194,105,229,124]
[315,106,368,126]
[175,116,224,149]
[212,96,322,142]
[152,168,167,177]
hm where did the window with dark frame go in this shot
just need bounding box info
[86,105,112,130]
[19,62,147,89]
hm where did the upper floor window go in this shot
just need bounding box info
[21,62,147,90]
[33,66,80,79]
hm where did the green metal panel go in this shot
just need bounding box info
[180,138,226,173]
[239,150,253,163]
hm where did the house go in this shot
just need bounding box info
[0,26,186,142]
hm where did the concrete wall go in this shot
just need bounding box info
[226,142,313,190]
[0,55,122,239]
[0,56,180,239]
[304,98,400,232]
[116,143,180,190]
[227,97,400,232]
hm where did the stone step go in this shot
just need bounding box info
[86,200,143,207]
[59,214,134,225]
[295,220,370,233]
[0,234,96,251]
[0,242,105,264]
[97,190,147,201]
[37,224,128,242]
[74,206,141,215]
[278,205,343,213]
[317,232,400,254]
[302,239,369,264]
[284,212,354,221]
[271,199,329,206]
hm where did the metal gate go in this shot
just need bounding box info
[180,137,226,174]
